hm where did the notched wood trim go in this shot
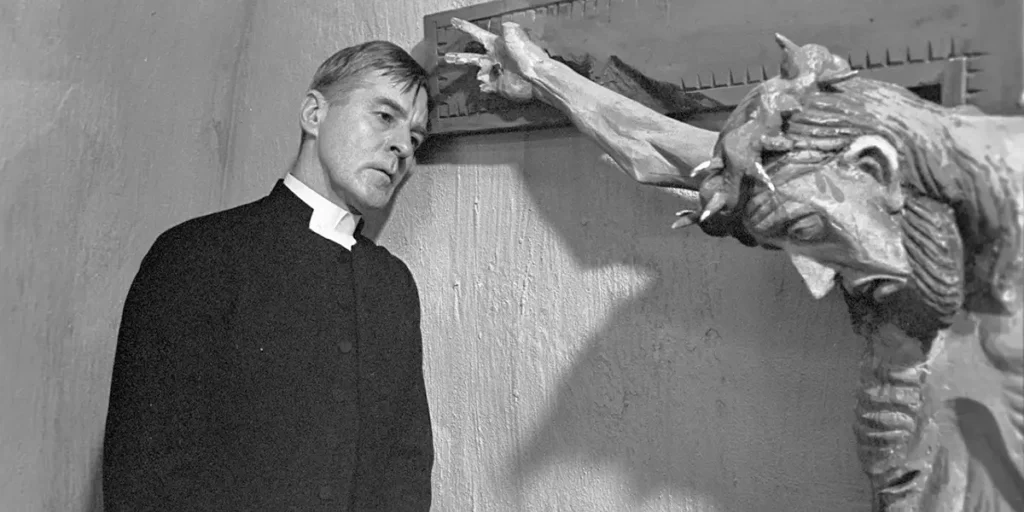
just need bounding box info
[423,0,1006,135]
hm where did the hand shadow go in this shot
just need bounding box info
[426,126,870,510]
[87,446,103,512]
[949,398,1024,510]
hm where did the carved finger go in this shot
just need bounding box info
[700,192,728,222]
[444,52,492,68]
[477,66,498,93]
[760,134,794,151]
[451,18,498,50]
[500,21,527,42]
[690,156,722,178]
[501,22,548,69]
[693,160,713,173]
[672,211,698,229]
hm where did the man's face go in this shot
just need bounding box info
[315,70,428,214]
[739,140,911,301]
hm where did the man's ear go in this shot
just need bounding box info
[842,134,904,212]
[299,89,328,139]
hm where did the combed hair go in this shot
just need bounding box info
[309,40,428,100]
[301,41,432,140]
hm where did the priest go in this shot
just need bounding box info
[102,40,434,511]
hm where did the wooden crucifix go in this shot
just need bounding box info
[424,0,1022,135]
[423,0,1024,511]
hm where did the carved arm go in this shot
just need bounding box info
[445,19,718,197]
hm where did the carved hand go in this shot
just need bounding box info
[443,18,548,103]
[445,17,720,211]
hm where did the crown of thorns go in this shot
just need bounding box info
[672,34,859,230]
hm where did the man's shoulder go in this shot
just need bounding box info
[167,199,264,240]
[358,236,413,271]
[357,239,420,300]
[142,196,271,270]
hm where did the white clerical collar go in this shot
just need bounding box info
[283,173,361,250]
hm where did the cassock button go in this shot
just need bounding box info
[339,340,353,353]
[330,387,346,401]
[318,485,334,500]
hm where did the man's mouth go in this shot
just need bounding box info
[843,274,908,302]
[371,166,394,181]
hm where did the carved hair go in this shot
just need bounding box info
[705,41,1019,321]
[776,80,967,330]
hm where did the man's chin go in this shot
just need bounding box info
[353,192,395,214]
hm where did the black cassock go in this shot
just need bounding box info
[103,180,433,511]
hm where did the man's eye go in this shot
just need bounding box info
[377,112,393,123]
[787,214,826,242]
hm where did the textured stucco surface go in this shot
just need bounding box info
[1,1,253,510]
[2,0,871,510]
[396,129,871,511]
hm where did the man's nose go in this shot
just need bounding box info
[390,135,413,159]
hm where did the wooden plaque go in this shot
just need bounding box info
[423,0,1022,135]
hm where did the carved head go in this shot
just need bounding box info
[738,134,912,301]
[686,35,989,332]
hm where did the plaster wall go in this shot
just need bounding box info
[1,1,253,510]
[1,0,871,510]
[229,1,871,510]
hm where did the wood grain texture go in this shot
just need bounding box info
[231,1,873,509]
[437,15,1024,508]
[397,128,871,511]
[423,0,1021,134]
[0,0,917,510]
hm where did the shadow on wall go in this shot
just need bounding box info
[424,127,868,511]
[88,451,102,512]
[950,398,1024,509]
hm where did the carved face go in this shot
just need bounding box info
[684,36,926,304]
[689,35,980,320]
[741,135,911,301]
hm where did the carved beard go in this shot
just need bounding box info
[843,195,965,346]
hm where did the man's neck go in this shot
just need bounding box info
[289,143,355,213]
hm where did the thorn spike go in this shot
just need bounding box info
[691,157,722,178]
[701,192,728,222]
[672,216,697,229]
[753,162,775,191]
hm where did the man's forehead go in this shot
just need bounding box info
[358,70,418,94]
[358,73,427,113]
[409,88,429,123]
[389,86,429,131]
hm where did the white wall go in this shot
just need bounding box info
[1,0,871,510]
[1,0,252,509]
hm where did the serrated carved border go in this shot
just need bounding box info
[423,0,1003,135]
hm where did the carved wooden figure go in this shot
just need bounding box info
[445,18,1024,512]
